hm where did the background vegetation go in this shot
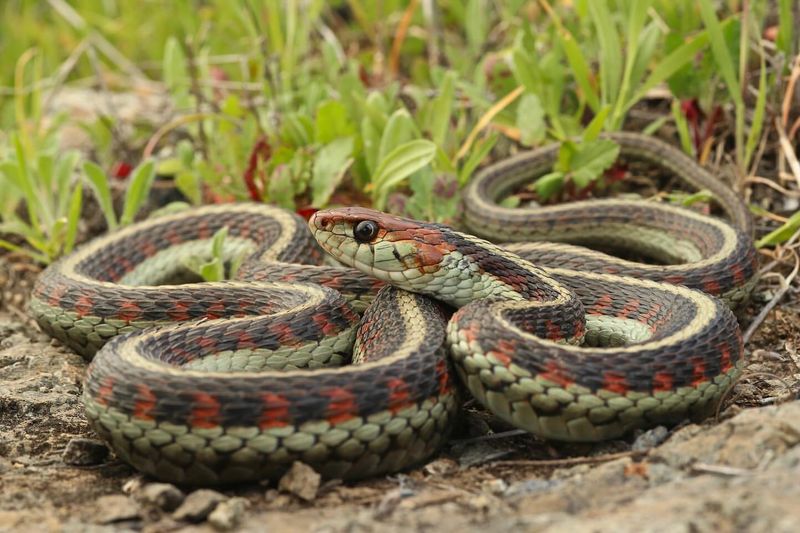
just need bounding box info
[0,0,798,271]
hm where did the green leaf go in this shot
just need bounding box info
[83,161,118,230]
[631,30,710,106]
[559,30,600,113]
[516,93,545,146]
[267,164,295,209]
[670,99,695,157]
[535,171,565,201]
[756,211,800,248]
[63,184,82,255]
[697,2,742,105]
[744,53,767,170]
[372,140,437,210]
[361,117,381,175]
[378,109,417,163]
[311,137,354,207]
[55,150,80,217]
[776,0,794,57]
[627,23,661,100]
[428,71,456,147]
[175,171,202,205]
[458,133,498,185]
[465,0,488,56]
[569,139,620,189]
[588,0,622,105]
[584,105,612,141]
[120,160,156,226]
[314,100,355,144]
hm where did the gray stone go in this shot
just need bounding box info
[62,438,109,466]
[138,482,185,512]
[172,489,226,522]
[94,495,140,524]
[278,461,321,501]
[208,497,248,530]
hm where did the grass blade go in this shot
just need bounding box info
[120,160,156,226]
[588,0,622,106]
[83,161,118,230]
[373,140,436,209]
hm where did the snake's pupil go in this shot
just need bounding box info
[354,220,378,243]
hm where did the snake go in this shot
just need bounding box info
[29,132,757,486]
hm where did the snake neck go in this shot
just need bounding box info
[407,226,577,309]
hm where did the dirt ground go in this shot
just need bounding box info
[1,85,799,532]
[1,266,799,532]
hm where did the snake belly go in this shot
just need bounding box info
[30,204,458,485]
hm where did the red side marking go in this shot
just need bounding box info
[270,322,301,346]
[117,300,142,322]
[259,393,290,428]
[540,361,573,388]
[133,384,157,421]
[602,372,629,394]
[168,301,191,321]
[731,264,745,285]
[386,378,412,412]
[491,339,516,367]
[572,319,586,341]
[141,241,158,258]
[48,284,67,307]
[436,359,452,395]
[590,294,613,315]
[691,358,707,387]
[239,220,251,239]
[166,229,182,245]
[172,347,196,365]
[459,322,481,343]
[637,303,663,331]
[236,330,258,349]
[717,342,732,372]
[321,387,357,424]
[314,313,339,335]
[117,257,135,275]
[703,278,722,295]
[74,295,94,317]
[197,220,211,239]
[198,336,218,350]
[206,301,226,320]
[96,376,115,406]
[617,299,641,319]
[190,393,221,429]
[664,275,686,286]
[544,320,564,341]
[652,372,673,392]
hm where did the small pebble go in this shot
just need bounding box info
[94,495,140,524]
[208,497,248,530]
[172,489,226,522]
[632,426,670,451]
[139,482,185,512]
[482,478,509,495]
[278,461,321,501]
[62,438,109,466]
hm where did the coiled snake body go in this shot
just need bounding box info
[30,133,757,485]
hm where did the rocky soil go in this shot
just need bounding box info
[1,285,799,532]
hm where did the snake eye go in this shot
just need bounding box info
[353,220,379,243]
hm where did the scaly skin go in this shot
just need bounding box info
[30,133,756,485]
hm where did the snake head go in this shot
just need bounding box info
[309,207,456,285]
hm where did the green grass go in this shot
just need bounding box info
[0,0,798,263]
